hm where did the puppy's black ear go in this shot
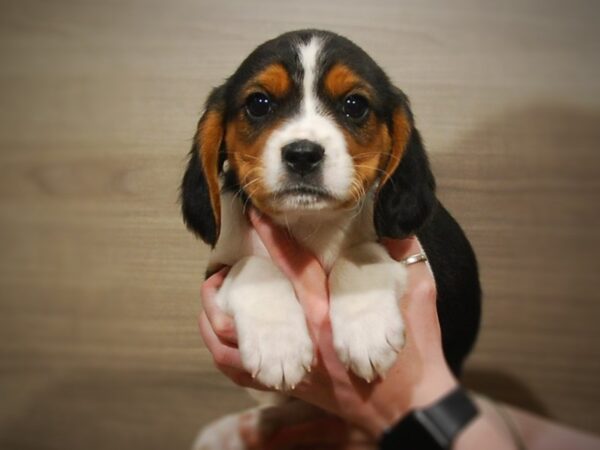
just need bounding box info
[181,85,226,247]
[374,96,436,239]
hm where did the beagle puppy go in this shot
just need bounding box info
[181,30,481,391]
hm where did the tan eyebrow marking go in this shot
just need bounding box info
[323,63,369,98]
[246,63,292,98]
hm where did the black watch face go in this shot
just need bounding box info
[380,389,478,450]
[381,413,444,450]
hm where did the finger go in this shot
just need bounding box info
[198,312,244,370]
[248,208,308,273]
[248,207,329,323]
[380,236,421,261]
[399,265,446,365]
[220,365,271,391]
[400,258,439,335]
[381,237,444,360]
[201,267,237,344]
[203,265,230,289]
[248,207,322,280]
[381,237,437,313]
[198,312,271,390]
[381,236,437,301]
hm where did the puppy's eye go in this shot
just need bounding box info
[343,94,369,121]
[245,92,272,118]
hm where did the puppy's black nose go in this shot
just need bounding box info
[281,140,325,175]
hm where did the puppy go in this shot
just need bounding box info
[182,29,480,396]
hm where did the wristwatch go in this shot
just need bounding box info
[379,387,479,450]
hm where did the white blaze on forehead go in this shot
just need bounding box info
[262,36,355,200]
[300,37,321,116]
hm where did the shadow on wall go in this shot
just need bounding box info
[437,102,600,424]
[463,369,550,416]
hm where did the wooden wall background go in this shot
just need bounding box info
[1,0,599,448]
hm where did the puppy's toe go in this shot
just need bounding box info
[239,322,313,390]
[332,302,405,381]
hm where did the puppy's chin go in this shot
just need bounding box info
[273,184,327,206]
[251,189,349,218]
[273,195,333,212]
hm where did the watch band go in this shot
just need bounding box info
[379,387,479,450]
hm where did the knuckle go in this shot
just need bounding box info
[414,279,437,300]
[200,283,212,302]
[212,348,229,367]
[213,317,233,339]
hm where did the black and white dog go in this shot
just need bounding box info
[181,28,480,429]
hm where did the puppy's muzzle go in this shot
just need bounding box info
[281,140,325,176]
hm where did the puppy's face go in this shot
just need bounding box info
[182,30,435,246]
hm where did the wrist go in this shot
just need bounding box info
[379,386,479,450]
[369,365,458,438]
[410,365,458,411]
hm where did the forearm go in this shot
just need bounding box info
[456,395,600,450]
[452,400,516,450]
[503,404,600,450]
[369,383,516,450]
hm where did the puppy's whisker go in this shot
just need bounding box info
[354,151,402,163]
[353,164,388,176]
[238,154,262,163]
[240,177,261,192]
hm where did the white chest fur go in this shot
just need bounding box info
[209,191,378,272]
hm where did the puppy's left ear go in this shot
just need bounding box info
[180,85,226,247]
[374,95,436,238]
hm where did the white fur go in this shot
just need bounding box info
[262,37,355,205]
[329,243,406,381]
[214,256,314,389]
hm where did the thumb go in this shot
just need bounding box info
[248,207,329,325]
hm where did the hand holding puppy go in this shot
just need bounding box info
[198,209,457,438]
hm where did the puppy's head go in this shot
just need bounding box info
[181,30,435,246]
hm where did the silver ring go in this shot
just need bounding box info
[400,252,428,266]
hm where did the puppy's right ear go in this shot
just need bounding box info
[181,85,226,247]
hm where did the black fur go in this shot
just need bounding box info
[180,86,226,247]
[181,144,219,246]
[374,126,436,239]
[417,202,481,376]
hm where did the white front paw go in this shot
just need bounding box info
[237,313,313,390]
[218,257,314,390]
[329,244,406,381]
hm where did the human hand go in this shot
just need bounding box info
[198,208,457,438]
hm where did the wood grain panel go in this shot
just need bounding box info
[1,0,599,448]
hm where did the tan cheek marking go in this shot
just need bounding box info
[324,63,362,98]
[198,110,224,231]
[336,115,390,205]
[225,115,281,213]
[252,63,292,98]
